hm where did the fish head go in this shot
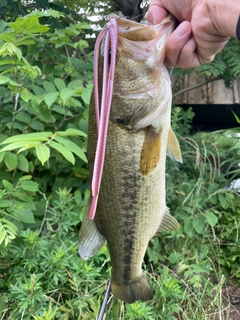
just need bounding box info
[115,14,175,67]
[105,15,175,131]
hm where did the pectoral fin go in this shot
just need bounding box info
[78,201,106,260]
[167,127,182,163]
[140,127,161,176]
[157,208,180,233]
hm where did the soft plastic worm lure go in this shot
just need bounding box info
[89,18,118,220]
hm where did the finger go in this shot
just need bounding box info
[164,22,198,68]
[147,4,167,25]
[176,37,201,69]
[195,37,229,65]
[191,19,230,65]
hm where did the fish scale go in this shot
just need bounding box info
[78,14,182,304]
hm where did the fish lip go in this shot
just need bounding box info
[111,14,175,42]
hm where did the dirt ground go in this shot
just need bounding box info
[222,282,240,320]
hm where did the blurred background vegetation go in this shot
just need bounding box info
[0,0,240,319]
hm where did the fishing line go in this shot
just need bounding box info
[97,277,112,320]
[169,66,174,79]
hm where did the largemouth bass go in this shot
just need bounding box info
[78,15,182,304]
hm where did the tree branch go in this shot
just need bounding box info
[112,0,148,22]
[172,76,222,99]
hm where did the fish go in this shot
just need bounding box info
[78,14,182,304]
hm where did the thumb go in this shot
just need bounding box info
[147,4,167,25]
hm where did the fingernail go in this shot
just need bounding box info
[175,22,190,38]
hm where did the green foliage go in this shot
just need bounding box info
[0,1,240,319]
[0,187,110,320]
[0,10,93,248]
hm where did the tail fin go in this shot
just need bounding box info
[111,273,153,304]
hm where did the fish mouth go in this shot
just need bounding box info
[115,14,175,42]
[110,14,174,65]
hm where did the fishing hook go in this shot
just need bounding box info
[97,277,112,320]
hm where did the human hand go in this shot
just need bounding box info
[147,0,238,68]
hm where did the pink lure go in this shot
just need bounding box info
[88,18,119,220]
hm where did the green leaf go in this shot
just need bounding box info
[43,81,57,93]
[17,154,29,172]
[4,152,18,171]
[54,136,87,162]
[16,37,35,46]
[191,264,209,273]
[15,112,32,124]
[41,105,52,122]
[0,295,7,312]
[15,209,35,224]
[0,152,5,163]
[1,132,52,144]
[29,121,44,131]
[0,200,12,208]
[0,134,6,144]
[0,19,6,32]
[177,263,189,273]
[75,23,91,30]
[2,180,13,192]
[19,175,32,182]
[44,92,58,107]
[0,59,15,66]
[192,215,205,234]
[0,43,22,59]
[0,218,18,245]
[20,89,32,102]
[0,75,10,84]
[60,87,75,103]
[18,142,41,153]
[49,141,75,164]
[218,194,228,209]
[9,17,49,34]
[28,9,64,18]
[65,26,80,36]
[31,96,42,112]
[35,144,50,165]
[56,128,87,137]
[68,80,83,90]
[20,181,39,192]
[32,84,45,95]
[0,141,29,152]
[54,78,66,91]
[205,211,218,227]
[12,192,33,202]
[81,84,93,105]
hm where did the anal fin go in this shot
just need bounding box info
[140,127,161,176]
[157,208,180,233]
[167,127,182,163]
[78,201,106,260]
